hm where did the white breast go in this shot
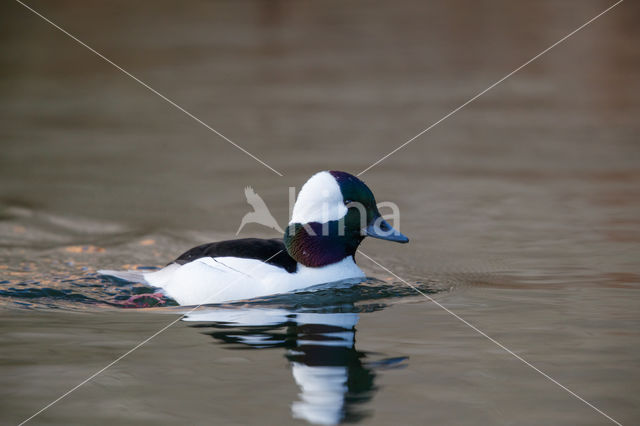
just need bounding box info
[144,256,365,306]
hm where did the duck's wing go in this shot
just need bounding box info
[137,238,297,305]
[100,238,299,306]
[173,238,297,273]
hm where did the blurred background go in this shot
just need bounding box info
[1,0,639,425]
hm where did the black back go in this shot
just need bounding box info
[172,238,297,273]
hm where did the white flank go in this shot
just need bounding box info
[108,255,366,306]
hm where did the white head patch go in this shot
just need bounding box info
[289,171,347,224]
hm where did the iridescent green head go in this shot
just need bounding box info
[284,171,408,267]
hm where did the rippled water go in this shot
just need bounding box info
[2,0,640,425]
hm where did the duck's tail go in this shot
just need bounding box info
[99,263,180,287]
[98,269,148,283]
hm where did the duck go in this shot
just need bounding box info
[99,171,408,305]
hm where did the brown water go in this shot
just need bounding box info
[1,0,639,424]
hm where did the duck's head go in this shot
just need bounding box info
[284,170,408,267]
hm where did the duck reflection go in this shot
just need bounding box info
[184,304,407,425]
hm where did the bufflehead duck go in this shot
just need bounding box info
[100,171,408,305]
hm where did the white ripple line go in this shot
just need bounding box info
[357,0,624,176]
[14,0,284,177]
[18,250,284,425]
[357,250,623,426]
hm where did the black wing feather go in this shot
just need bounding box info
[172,238,297,273]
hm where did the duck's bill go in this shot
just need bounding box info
[364,218,409,243]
